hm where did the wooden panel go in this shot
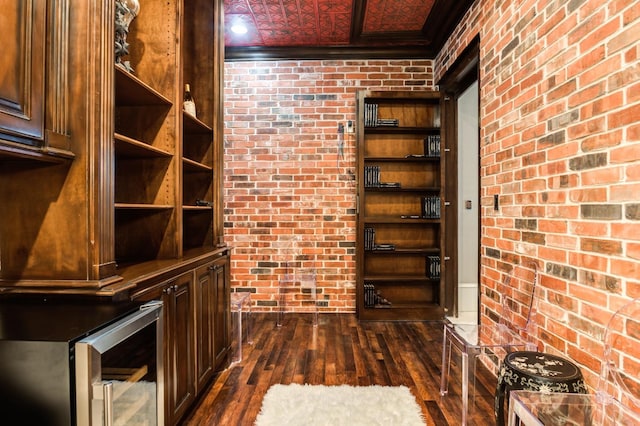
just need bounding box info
[213,257,230,368]
[195,264,215,392]
[0,0,45,142]
[170,275,195,423]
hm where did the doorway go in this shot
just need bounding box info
[439,37,480,323]
[456,81,479,323]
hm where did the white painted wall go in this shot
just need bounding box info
[456,80,479,323]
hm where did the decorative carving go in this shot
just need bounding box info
[115,0,140,73]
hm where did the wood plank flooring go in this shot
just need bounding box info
[182,313,497,425]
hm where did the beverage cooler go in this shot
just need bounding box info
[0,297,163,425]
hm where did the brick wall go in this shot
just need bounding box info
[224,60,435,313]
[436,0,640,389]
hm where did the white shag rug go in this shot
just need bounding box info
[254,384,425,426]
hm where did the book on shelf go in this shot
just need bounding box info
[364,227,376,251]
[423,135,441,157]
[427,255,441,279]
[364,165,381,187]
[364,282,375,307]
[364,103,378,127]
[421,196,441,218]
[376,118,399,127]
[364,165,400,188]
[373,243,395,251]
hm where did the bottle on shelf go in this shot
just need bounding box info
[183,83,197,117]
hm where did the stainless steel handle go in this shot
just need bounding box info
[104,381,114,426]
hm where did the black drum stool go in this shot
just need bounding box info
[494,351,588,426]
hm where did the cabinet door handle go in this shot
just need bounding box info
[163,287,172,295]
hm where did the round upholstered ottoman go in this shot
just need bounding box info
[494,351,588,426]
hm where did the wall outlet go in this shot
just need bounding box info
[346,120,354,133]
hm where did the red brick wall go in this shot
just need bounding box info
[436,0,640,388]
[224,60,435,313]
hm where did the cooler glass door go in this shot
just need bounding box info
[75,301,164,425]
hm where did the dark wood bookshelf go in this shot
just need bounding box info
[356,90,446,321]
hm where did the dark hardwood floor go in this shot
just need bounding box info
[182,313,497,425]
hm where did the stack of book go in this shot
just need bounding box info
[364,165,381,187]
[364,227,376,250]
[364,103,378,127]
[364,282,376,307]
[373,243,395,251]
[427,256,441,279]
[421,196,441,218]
[423,135,441,157]
[376,118,399,127]
[364,165,400,188]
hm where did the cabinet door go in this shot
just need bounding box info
[0,0,45,143]
[212,256,230,368]
[194,263,215,392]
[167,273,196,424]
[134,273,195,426]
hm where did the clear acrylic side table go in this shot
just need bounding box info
[230,292,252,363]
[508,390,640,426]
[277,268,318,327]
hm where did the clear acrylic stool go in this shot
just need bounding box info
[230,292,252,363]
[277,268,318,326]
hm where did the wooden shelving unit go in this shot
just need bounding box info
[113,0,224,266]
[356,90,446,321]
[1,2,228,424]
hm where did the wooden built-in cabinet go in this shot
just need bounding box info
[131,250,230,426]
[0,0,225,289]
[134,272,195,425]
[0,1,228,424]
[356,90,447,321]
[194,255,230,392]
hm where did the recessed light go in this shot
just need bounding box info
[231,23,248,35]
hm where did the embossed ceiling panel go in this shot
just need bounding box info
[362,0,435,34]
[223,0,475,60]
[225,0,353,47]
